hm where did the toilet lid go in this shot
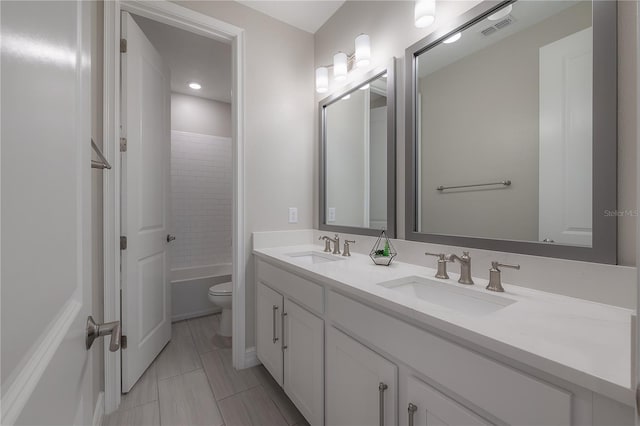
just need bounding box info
[209,281,232,295]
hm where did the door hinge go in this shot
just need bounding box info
[120,137,127,152]
[120,236,127,250]
[120,38,127,53]
[121,335,127,350]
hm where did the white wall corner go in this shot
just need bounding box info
[92,392,105,426]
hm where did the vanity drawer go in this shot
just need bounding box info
[256,260,324,314]
[328,291,572,426]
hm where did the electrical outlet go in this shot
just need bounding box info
[328,207,336,222]
[288,207,298,224]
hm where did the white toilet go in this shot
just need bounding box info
[208,282,232,337]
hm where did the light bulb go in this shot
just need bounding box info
[333,52,348,81]
[355,34,371,68]
[316,67,329,93]
[415,0,436,28]
[188,82,201,90]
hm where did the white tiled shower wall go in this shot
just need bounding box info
[170,130,232,269]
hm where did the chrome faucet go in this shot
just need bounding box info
[319,233,340,255]
[486,261,520,292]
[447,251,474,285]
[425,253,451,279]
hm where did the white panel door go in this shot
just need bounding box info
[1,1,94,425]
[256,282,284,385]
[326,327,397,426]
[405,376,492,426]
[121,11,172,392]
[539,27,593,246]
[283,299,324,426]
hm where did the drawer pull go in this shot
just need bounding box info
[408,403,417,426]
[272,305,279,343]
[379,382,388,426]
[281,312,288,350]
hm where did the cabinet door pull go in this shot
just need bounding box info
[379,382,388,426]
[281,312,288,350]
[272,305,279,343]
[408,403,417,426]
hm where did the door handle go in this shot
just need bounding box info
[408,403,417,426]
[379,382,388,426]
[281,312,288,350]
[86,316,121,352]
[167,234,176,243]
[272,305,279,343]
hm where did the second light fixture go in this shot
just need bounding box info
[316,33,371,93]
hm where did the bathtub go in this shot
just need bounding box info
[170,264,232,322]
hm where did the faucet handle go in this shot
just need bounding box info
[487,261,520,292]
[425,252,449,261]
[425,252,451,279]
[491,261,520,271]
[342,240,355,257]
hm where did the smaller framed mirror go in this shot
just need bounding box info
[320,59,396,237]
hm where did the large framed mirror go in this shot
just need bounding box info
[320,60,396,237]
[405,1,617,263]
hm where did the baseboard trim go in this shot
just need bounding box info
[243,346,259,368]
[171,307,221,322]
[92,392,105,426]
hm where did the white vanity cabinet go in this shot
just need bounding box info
[404,376,491,426]
[255,261,324,426]
[326,326,397,426]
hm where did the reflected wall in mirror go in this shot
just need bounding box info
[406,1,617,262]
[320,61,396,237]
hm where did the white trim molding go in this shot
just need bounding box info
[102,0,246,413]
[1,300,82,426]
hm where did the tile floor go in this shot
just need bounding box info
[105,315,309,426]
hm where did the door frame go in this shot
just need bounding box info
[102,0,246,413]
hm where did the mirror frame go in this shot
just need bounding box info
[405,1,617,263]
[320,59,397,237]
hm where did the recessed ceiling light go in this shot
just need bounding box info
[342,94,351,100]
[360,83,370,91]
[188,82,202,90]
[488,4,512,21]
[443,32,462,44]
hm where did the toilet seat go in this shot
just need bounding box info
[209,281,232,296]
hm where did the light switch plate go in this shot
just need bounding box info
[328,207,336,222]
[288,207,298,224]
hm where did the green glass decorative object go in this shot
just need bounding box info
[369,230,397,266]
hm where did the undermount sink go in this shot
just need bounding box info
[378,276,515,315]
[286,251,344,265]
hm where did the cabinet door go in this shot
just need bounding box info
[283,299,324,426]
[405,376,492,426]
[326,326,397,426]
[256,282,283,385]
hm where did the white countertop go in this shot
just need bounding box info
[254,244,635,406]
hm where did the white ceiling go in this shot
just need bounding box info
[236,0,345,33]
[133,15,232,103]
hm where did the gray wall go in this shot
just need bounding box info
[315,0,638,266]
[177,1,315,348]
[171,93,232,137]
[419,2,591,241]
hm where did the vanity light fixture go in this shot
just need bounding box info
[316,67,329,93]
[188,82,201,90]
[315,34,373,93]
[443,32,462,44]
[414,0,436,28]
[488,4,512,21]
